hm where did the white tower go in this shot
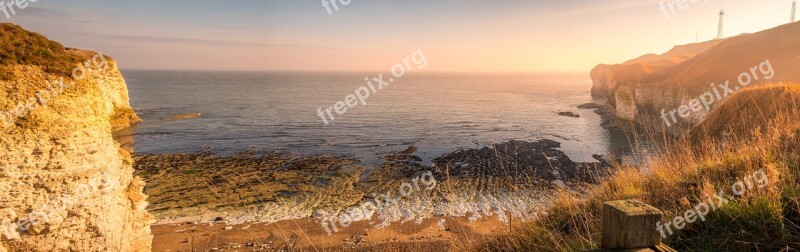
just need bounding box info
[792,1,797,23]
[717,9,725,40]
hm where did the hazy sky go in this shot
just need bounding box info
[6,0,795,72]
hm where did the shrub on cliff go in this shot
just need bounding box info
[474,84,800,251]
[0,23,90,80]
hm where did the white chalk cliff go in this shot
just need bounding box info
[0,24,152,251]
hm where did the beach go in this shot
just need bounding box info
[134,139,610,251]
[114,71,633,250]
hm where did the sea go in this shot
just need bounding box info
[119,71,634,165]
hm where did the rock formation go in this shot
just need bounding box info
[0,24,151,251]
[591,22,800,127]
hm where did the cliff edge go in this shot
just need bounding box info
[591,22,800,128]
[0,24,151,251]
[688,83,800,140]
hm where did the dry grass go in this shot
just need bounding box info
[0,23,90,80]
[473,83,800,251]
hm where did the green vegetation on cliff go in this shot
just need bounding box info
[0,23,90,80]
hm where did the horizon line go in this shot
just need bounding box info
[118,68,591,74]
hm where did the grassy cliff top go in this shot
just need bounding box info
[475,83,800,251]
[0,23,90,80]
[689,84,800,140]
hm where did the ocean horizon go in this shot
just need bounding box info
[118,70,632,165]
[3,1,796,250]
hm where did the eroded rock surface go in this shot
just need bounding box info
[0,24,151,252]
[133,152,365,225]
[135,140,609,231]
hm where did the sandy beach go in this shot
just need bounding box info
[152,215,514,251]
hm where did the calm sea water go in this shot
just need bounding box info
[120,71,631,165]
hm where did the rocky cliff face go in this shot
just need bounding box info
[0,25,151,251]
[591,22,800,128]
[590,39,725,123]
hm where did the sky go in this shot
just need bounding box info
[5,0,796,72]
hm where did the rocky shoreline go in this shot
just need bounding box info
[577,102,624,133]
[134,139,611,229]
